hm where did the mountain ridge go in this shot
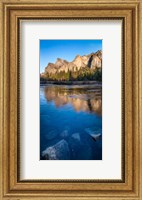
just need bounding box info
[41,50,102,81]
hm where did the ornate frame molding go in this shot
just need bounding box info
[0,1,141,199]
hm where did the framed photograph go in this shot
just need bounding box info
[0,0,142,199]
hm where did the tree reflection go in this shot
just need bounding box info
[44,85,102,115]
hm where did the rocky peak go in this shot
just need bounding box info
[55,58,68,67]
[94,50,102,59]
[43,50,102,75]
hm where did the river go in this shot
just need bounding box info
[40,84,102,160]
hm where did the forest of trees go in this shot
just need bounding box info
[41,67,102,82]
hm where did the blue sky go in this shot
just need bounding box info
[40,40,102,72]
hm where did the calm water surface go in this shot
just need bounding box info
[40,84,102,160]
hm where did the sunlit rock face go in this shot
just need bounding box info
[89,55,101,69]
[45,63,57,74]
[42,50,102,75]
[44,85,102,115]
[72,55,87,69]
[55,58,68,67]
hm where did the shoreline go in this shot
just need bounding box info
[40,80,102,86]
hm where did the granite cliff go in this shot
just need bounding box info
[41,50,102,81]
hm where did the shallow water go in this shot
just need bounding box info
[40,84,102,160]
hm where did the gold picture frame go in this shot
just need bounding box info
[0,0,142,199]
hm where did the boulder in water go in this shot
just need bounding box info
[85,128,101,141]
[42,139,70,160]
[90,133,102,141]
[71,133,81,142]
[68,133,82,159]
[68,132,92,160]
[45,130,58,140]
[60,130,70,139]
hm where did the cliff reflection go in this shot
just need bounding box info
[44,85,102,115]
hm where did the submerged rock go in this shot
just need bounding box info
[45,130,58,140]
[90,133,101,141]
[68,133,92,160]
[60,126,71,139]
[85,128,101,141]
[42,139,70,160]
[60,130,70,139]
[68,133,82,159]
[71,133,81,142]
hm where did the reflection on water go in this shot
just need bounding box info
[40,84,102,160]
[44,85,102,115]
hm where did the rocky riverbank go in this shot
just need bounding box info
[40,80,102,85]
